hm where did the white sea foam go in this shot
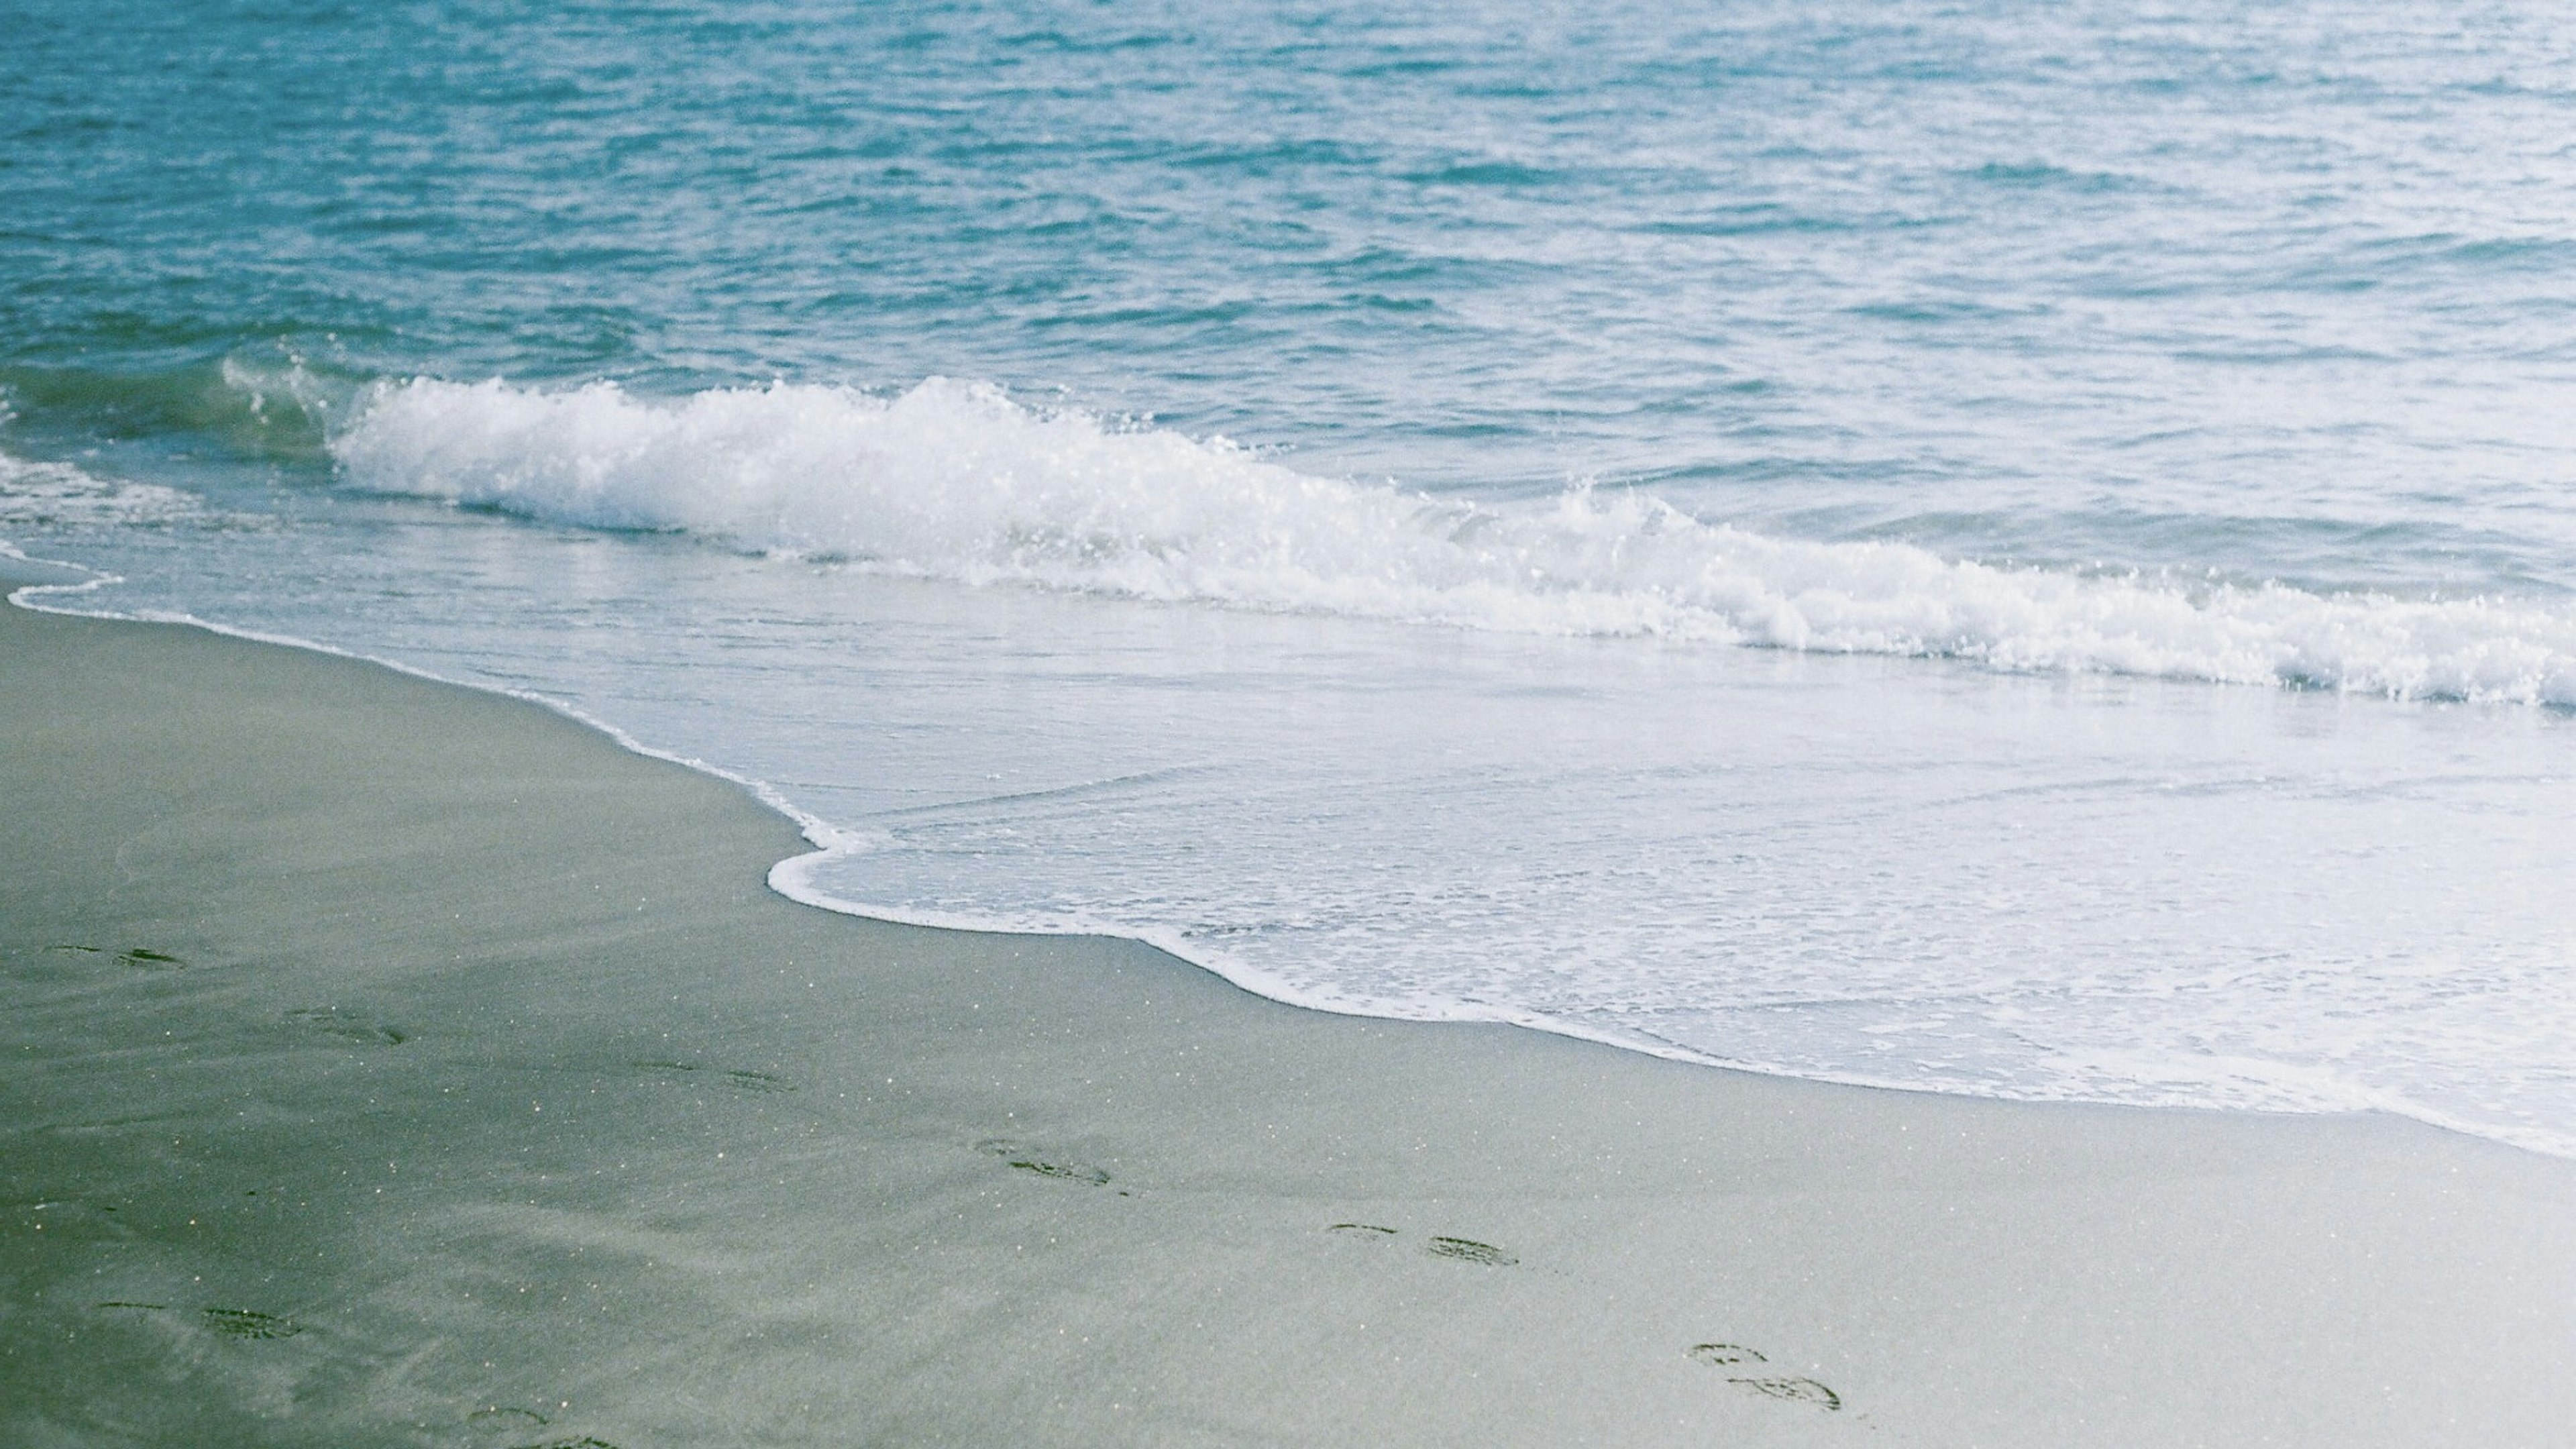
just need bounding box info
[333,376,2576,703]
[0,451,202,528]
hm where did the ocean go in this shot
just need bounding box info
[6,0,2574,1153]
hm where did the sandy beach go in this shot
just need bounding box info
[3,588,2571,1447]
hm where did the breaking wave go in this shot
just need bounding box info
[333,376,2576,704]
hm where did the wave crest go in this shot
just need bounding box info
[331,376,2576,704]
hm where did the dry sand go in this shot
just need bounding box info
[3,589,2571,1447]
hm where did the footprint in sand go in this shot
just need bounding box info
[287,1008,407,1045]
[633,1061,797,1093]
[1725,1375,1841,1411]
[1690,1340,1839,1409]
[1424,1236,1517,1267]
[96,1302,302,1340]
[200,1307,301,1340]
[47,945,187,969]
[976,1138,1117,1189]
[1324,1225,1518,1265]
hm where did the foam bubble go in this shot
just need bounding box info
[333,376,2576,704]
[0,451,202,528]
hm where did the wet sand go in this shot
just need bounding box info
[3,590,2571,1447]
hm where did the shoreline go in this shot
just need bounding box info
[13,557,2552,1163]
[3,588,2572,1445]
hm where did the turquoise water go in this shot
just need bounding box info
[8,1,2576,1151]
[15,1,2576,589]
